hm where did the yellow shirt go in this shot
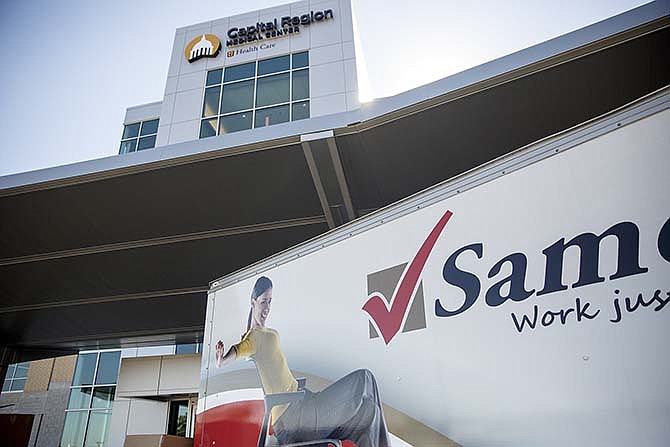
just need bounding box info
[233,326,298,422]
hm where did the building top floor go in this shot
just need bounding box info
[119,0,358,155]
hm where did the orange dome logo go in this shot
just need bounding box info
[184,34,221,63]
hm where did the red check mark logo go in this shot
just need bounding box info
[362,210,453,345]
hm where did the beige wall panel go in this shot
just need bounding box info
[126,399,168,435]
[158,354,200,395]
[51,355,77,383]
[108,398,131,447]
[116,357,161,397]
[24,358,54,392]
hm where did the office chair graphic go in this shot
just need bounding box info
[253,360,343,447]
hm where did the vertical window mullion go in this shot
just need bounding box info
[252,62,259,129]
[81,409,93,447]
[89,353,100,408]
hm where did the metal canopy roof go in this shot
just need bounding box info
[1,2,668,362]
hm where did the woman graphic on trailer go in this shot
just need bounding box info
[215,276,390,447]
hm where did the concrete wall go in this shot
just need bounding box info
[24,358,53,392]
[123,101,163,126]
[155,0,357,147]
[116,353,200,397]
[108,353,200,447]
[108,398,169,447]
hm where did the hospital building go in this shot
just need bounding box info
[1,0,668,446]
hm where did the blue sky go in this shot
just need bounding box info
[0,0,649,176]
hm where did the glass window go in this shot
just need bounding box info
[122,123,140,139]
[256,73,290,107]
[120,119,158,155]
[68,387,92,409]
[200,118,217,138]
[220,112,252,135]
[255,105,289,127]
[292,69,309,100]
[202,86,221,117]
[200,52,311,139]
[73,353,97,386]
[91,386,115,408]
[137,135,157,151]
[221,80,254,114]
[61,411,88,447]
[2,362,29,393]
[84,411,112,447]
[5,364,16,379]
[292,52,309,69]
[10,378,26,391]
[206,68,222,86]
[140,119,159,136]
[62,351,119,447]
[175,343,198,355]
[95,351,121,385]
[223,62,255,83]
[14,362,29,379]
[119,140,137,154]
[292,101,310,121]
[167,401,189,436]
[258,55,290,75]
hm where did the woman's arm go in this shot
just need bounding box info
[215,340,237,368]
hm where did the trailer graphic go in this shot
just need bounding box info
[363,210,453,344]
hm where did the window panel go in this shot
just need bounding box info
[168,401,189,436]
[68,387,92,409]
[200,119,217,138]
[119,140,137,154]
[5,364,16,379]
[92,386,115,408]
[84,411,111,447]
[258,55,290,75]
[219,112,252,135]
[10,378,26,392]
[140,119,159,136]
[292,69,309,100]
[61,411,88,447]
[292,52,309,69]
[255,105,289,128]
[122,123,140,139]
[137,135,156,151]
[202,86,221,117]
[2,380,9,392]
[95,351,121,385]
[200,53,312,139]
[73,353,97,386]
[292,101,310,121]
[223,62,255,83]
[221,80,254,114]
[256,73,290,107]
[206,68,222,86]
[175,343,198,355]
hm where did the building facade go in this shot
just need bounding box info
[2,346,201,446]
[120,0,358,154]
[1,356,77,446]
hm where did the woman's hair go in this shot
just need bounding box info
[246,276,273,332]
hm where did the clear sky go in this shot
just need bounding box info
[0,0,650,177]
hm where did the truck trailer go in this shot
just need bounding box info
[194,87,669,447]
